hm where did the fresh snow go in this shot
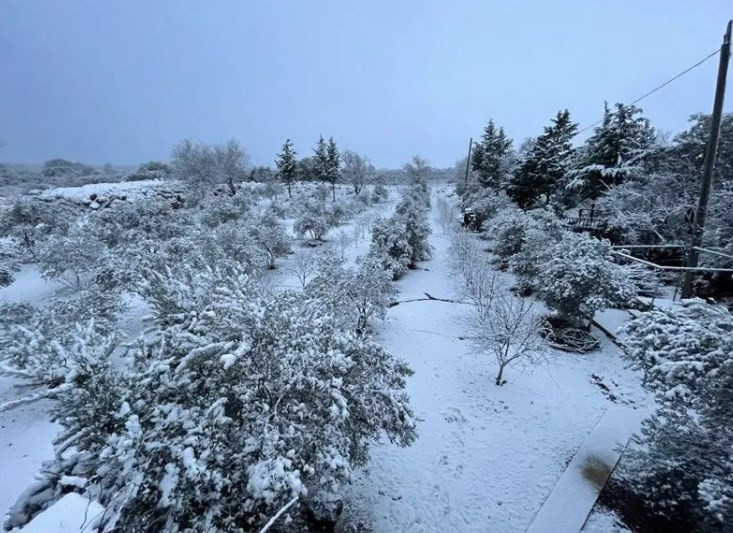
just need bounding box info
[17,493,104,533]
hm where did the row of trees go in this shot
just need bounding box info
[275,136,375,200]
[460,107,733,272]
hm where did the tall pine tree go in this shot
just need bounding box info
[566,103,655,198]
[508,110,578,208]
[472,120,513,190]
[326,136,341,201]
[314,135,329,183]
[275,139,297,198]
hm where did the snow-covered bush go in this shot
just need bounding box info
[373,182,389,202]
[0,197,78,258]
[293,199,336,241]
[463,189,512,225]
[199,189,253,228]
[6,266,416,531]
[488,207,532,258]
[306,252,396,335]
[244,211,292,269]
[619,301,733,529]
[395,194,432,262]
[368,216,412,279]
[36,224,108,289]
[536,233,636,328]
[0,286,124,407]
[488,206,564,259]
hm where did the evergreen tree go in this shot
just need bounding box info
[472,120,513,189]
[508,110,578,208]
[313,135,329,183]
[325,136,341,201]
[566,103,655,198]
[275,139,297,198]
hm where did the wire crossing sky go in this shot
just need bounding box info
[0,0,731,168]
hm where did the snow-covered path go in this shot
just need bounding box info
[345,189,650,532]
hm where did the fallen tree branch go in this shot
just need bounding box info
[389,292,470,307]
[259,496,299,533]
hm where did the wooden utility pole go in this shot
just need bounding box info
[680,20,732,299]
[464,137,473,185]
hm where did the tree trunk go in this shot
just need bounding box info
[227,177,236,196]
[287,182,292,199]
[332,182,336,202]
[495,364,505,386]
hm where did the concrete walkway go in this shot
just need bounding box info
[525,405,649,533]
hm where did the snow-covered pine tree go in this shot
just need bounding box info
[313,135,329,183]
[565,103,655,198]
[326,137,341,201]
[275,138,297,199]
[620,301,733,529]
[472,120,513,190]
[508,110,578,208]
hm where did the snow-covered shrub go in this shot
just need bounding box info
[509,221,567,293]
[536,233,636,328]
[488,207,531,258]
[373,183,389,202]
[244,211,292,269]
[293,200,336,241]
[488,206,563,259]
[464,189,512,225]
[368,216,412,279]
[6,269,416,532]
[395,194,432,262]
[306,252,396,334]
[199,189,252,228]
[0,286,124,407]
[619,301,733,529]
[0,240,17,287]
[36,224,108,289]
[0,197,78,258]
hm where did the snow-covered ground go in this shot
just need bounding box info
[1,183,652,531]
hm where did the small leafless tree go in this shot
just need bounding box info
[449,229,498,313]
[215,138,249,195]
[287,249,318,288]
[472,291,544,386]
[332,229,352,260]
[403,155,432,183]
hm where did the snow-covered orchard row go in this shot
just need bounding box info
[0,177,434,531]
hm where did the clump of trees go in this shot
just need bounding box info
[170,138,250,201]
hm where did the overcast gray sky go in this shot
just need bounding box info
[1,1,731,168]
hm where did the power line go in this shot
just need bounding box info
[576,48,721,135]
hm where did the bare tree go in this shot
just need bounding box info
[331,229,352,260]
[171,139,249,201]
[342,150,373,195]
[403,155,432,183]
[449,230,498,315]
[215,138,249,195]
[287,249,318,288]
[472,291,544,386]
